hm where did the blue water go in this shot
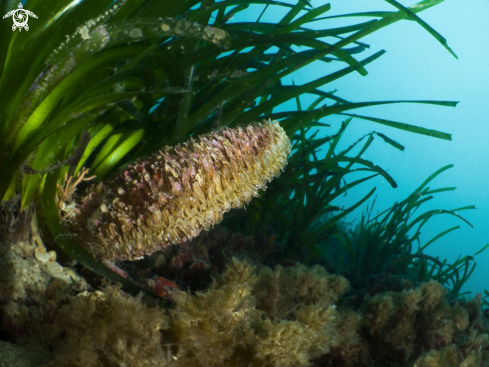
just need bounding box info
[236,0,489,297]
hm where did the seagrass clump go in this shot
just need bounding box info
[64,120,291,261]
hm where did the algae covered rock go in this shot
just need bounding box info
[169,258,260,366]
[252,263,360,366]
[0,340,52,367]
[45,282,170,367]
[46,258,355,367]
[0,198,88,342]
[166,258,357,367]
[352,280,489,367]
[41,258,489,367]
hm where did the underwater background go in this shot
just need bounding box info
[241,0,489,298]
[321,0,489,299]
[325,0,489,299]
[2,0,489,366]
